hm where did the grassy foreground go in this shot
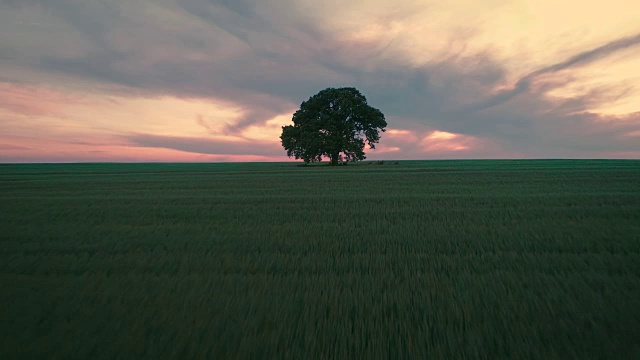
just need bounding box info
[1,160,639,358]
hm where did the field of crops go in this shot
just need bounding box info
[1,160,639,358]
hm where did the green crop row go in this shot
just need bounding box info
[1,160,639,358]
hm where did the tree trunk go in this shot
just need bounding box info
[330,152,339,166]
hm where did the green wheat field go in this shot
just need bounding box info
[1,160,639,358]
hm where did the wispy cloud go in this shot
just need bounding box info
[126,133,284,157]
[459,33,640,113]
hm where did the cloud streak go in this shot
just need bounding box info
[127,133,285,157]
[459,33,640,113]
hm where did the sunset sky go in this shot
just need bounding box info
[1,0,639,162]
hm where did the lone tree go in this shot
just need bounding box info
[280,87,387,165]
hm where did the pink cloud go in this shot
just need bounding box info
[385,128,420,143]
[0,82,73,117]
[420,130,474,152]
[367,127,524,160]
[372,145,401,154]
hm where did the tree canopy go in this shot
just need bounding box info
[280,87,387,165]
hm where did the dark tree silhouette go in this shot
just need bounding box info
[280,87,387,165]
